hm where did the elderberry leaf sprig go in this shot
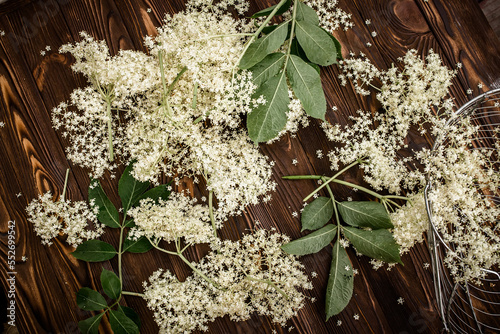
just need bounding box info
[241,0,342,142]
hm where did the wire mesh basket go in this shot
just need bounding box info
[425,88,500,333]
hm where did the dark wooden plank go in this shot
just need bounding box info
[0,0,499,333]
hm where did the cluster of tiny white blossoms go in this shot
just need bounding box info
[52,0,278,218]
[421,118,500,283]
[26,192,103,247]
[336,48,500,282]
[303,0,354,32]
[127,192,216,245]
[390,192,428,254]
[329,49,455,194]
[143,229,312,333]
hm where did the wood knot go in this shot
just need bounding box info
[33,53,72,91]
[392,0,429,33]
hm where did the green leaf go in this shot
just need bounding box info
[295,1,320,25]
[89,180,120,228]
[72,240,117,262]
[320,27,343,60]
[251,0,292,18]
[239,21,289,69]
[118,306,141,329]
[76,288,107,311]
[119,162,150,216]
[123,236,154,253]
[325,239,354,319]
[134,184,171,206]
[109,309,139,334]
[342,227,402,264]
[286,54,326,120]
[338,201,393,229]
[301,197,333,231]
[247,72,289,142]
[249,52,286,86]
[100,269,121,300]
[295,20,337,66]
[78,313,104,334]
[281,224,337,255]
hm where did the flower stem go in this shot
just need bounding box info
[209,191,218,239]
[122,291,145,298]
[245,276,289,299]
[106,100,114,162]
[61,169,70,201]
[300,160,361,202]
[177,252,221,289]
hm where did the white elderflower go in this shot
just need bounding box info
[26,192,102,247]
[391,192,428,254]
[198,229,313,325]
[304,0,354,32]
[128,192,216,245]
[143,230,312,333]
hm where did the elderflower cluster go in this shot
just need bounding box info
[26,192,102,247]
[337,48,500,282]
[422,119,500,283]
[52,0,276,218]
[328,49,455,193]
[390,192,429,254]
[304,0,354,32]
[128,192,216,245]
[143,229,312,333]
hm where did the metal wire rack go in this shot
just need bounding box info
[425,88,500,333]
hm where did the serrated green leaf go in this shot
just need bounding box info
[72,240,117,262]
[338,201,393,229]
[118,306,141,329]
[286,54,326,120]
[295,1,320,25]
[326,239,353,319]
[76,288,107,311]
[109,309,139,334]
[296,20,337,66]
[100,269,121,300]
[342,226,402,264]
[240,21,289,69]
[133,184,171,207]
[123,236,154,253]
[251,0,292,18]
[249,52,286,86]
[301,197,333,231]
[78,313,104,334]
[119,162,150,216]
[281,224,337,255]
[89,180,120,228]
[248,72,289,142]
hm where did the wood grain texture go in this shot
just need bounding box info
[0,0,499,333]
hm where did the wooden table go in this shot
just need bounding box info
[0,0,499,333]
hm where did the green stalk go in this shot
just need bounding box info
[329,179,384,199]
[323,179,341,240]
[61,169,70,201]
[118,218,126,289]
[177,252,221,289]
[122,291,145,298]
[106,100,114,162]
[209,191,218,239]
[245,276,289,299]
[303,160,361,202]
